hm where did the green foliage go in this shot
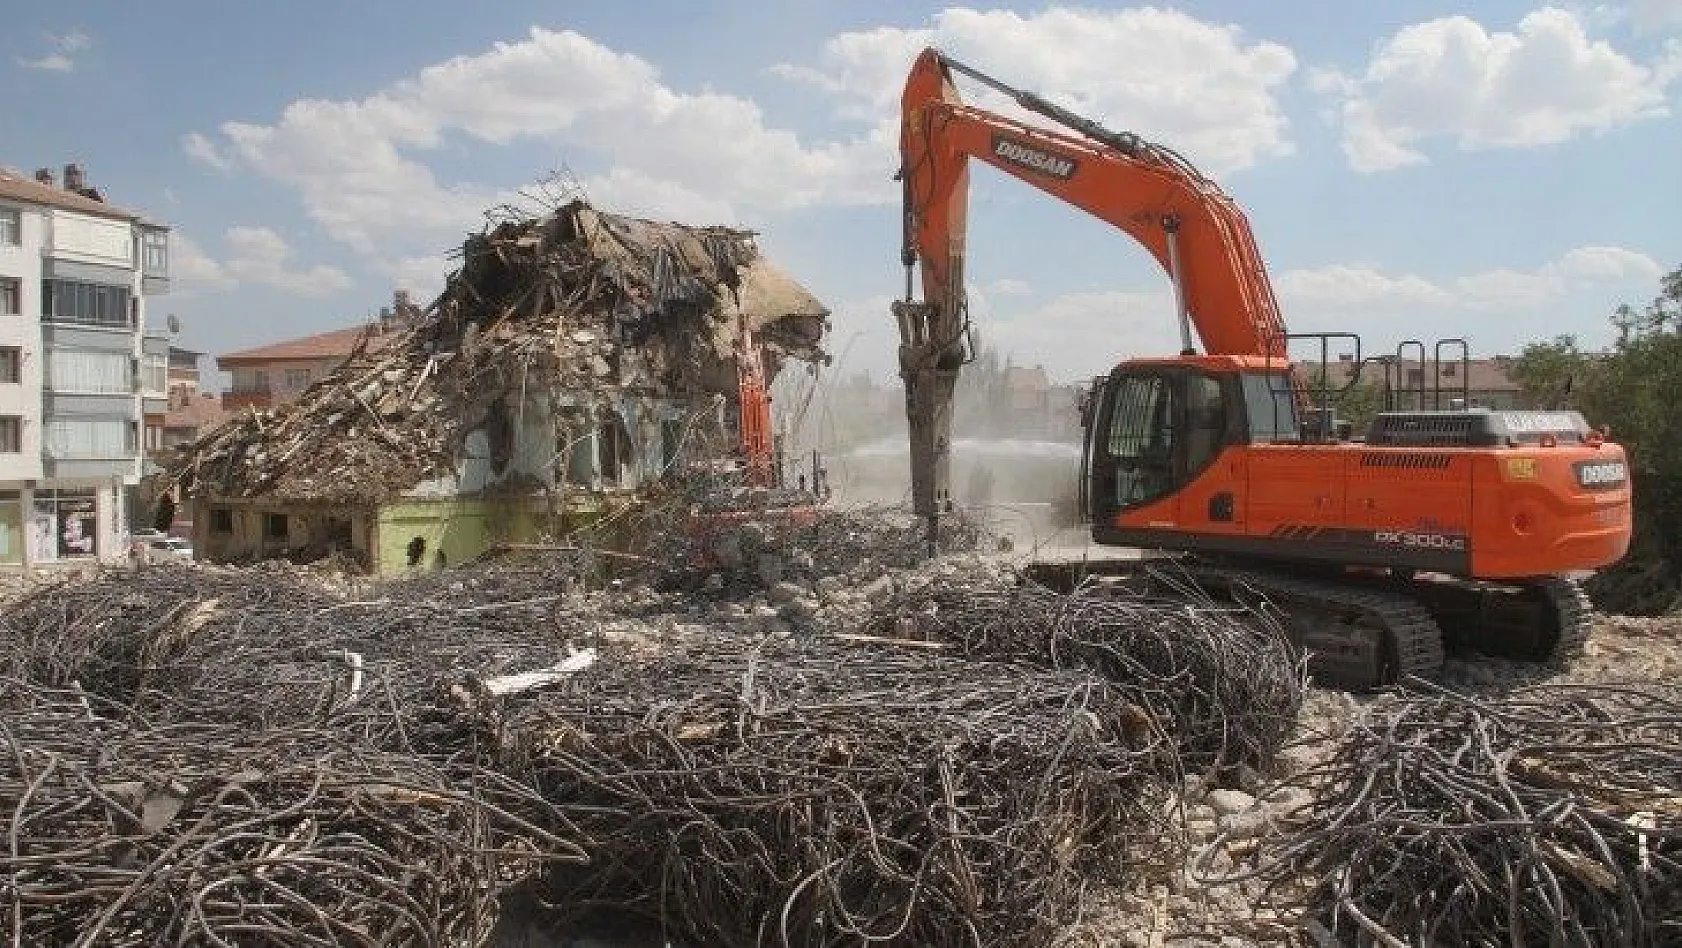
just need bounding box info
[1508,335,1583,409]
[1510,267,1682,475]
[1301,364,1386,432]
[1514,265,1682,576]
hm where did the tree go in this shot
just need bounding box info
[1508,335,1586,409]
[1301,364,1386,433]
[1548,263,1682,612]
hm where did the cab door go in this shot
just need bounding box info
[1085,369,1244,536]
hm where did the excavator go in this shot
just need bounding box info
[685,312,826,575]
[892,48,1633,689]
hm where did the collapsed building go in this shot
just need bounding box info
[164,202,830,573]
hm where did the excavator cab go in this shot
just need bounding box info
[1079,359,1295,526]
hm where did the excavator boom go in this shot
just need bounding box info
[890,47,1632,690]
[896,49,1286,533]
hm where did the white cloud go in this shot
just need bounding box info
[186,26,890,260]
[17,31,90,72]
[1317,9,1678,172]
[1277,245,1661,313]
[774,7,1298,175]
[986,277,1033,297]
[170,234,236,293]
[182,132,232,172]
[171,228,353,297]
[19,54,73,72]
[384,254,451,304]
[1275,265,1453,307]
[222,226,354,295]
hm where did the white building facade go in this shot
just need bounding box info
[0,166,169,568]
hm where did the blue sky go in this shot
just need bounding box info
[5,1,1680,385]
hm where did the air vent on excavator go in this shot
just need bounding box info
[1365,409,1592,448]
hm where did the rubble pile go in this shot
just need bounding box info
[505,638,1175,948]
[862,574,1307,778]
[643,501,991,592]
[0,556,1192,946]
[1210,683,1682,947]
[0,676,577,947]
[168,200,827,504]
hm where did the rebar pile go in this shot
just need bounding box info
[0,563,596,758]
[643,501,991,592]
[488,638,1175,948]
[863,576,1306,777]
[0,676,582,947]
[1221,683,1682,947]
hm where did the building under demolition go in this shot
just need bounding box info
[164,201,829,573]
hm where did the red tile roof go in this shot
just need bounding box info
[0,170,139,220]
[218,323,398,365]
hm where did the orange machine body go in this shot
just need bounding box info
[895,49,1632,584]
[1093,359,1630,580]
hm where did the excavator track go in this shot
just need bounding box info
[1025,558,1596,690]
[1410,574,1595,666]
[1177,564,1447,691]
[1026,560,1446,691]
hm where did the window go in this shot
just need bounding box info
[284,367,310,390]
[1241,373,1299,443]
[263,512,288,539]
[0,416,19,453]
[0,278,18,316]
[0,208,19,246]
[1183,374,1227,475]
[47,349,131,394]
[34,489,97,559]
[1442,362,1458,377]
[0,348,18,384]
[210,508,234,534]
[45,419,131,458]
[142,353,168,395]
[141,230,168,274]
[41,279,131,328]
[1103,374,1176,507]
[145,425,163,451]
[1406,368,1423,385]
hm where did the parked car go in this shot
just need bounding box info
[148,537,194,562]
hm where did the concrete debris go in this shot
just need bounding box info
[166,201,828,504]
[3,506,1680,947]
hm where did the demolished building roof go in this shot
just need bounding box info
[168,201,830,504]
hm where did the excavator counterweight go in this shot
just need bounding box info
[892,48,1632,689]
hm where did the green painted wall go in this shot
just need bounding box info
[374,498,543,574]
[371,497,631,575]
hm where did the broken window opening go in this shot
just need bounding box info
[483,400,515,476]
[323,517,353,549]
[661,419,685,474]
[263,513,288,540]
[407,535,427,567]
[210,508,233,534]
[598,415,634,484]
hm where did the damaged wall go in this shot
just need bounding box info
[168,198,829,573]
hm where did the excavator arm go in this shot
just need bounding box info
[894,48,1287,543]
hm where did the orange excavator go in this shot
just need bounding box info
[893,48,1632,688]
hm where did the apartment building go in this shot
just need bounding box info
[0,164,169,568]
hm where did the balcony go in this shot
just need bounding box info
[223,386,274,410]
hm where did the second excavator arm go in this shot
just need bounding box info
[893,48,1288,547]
